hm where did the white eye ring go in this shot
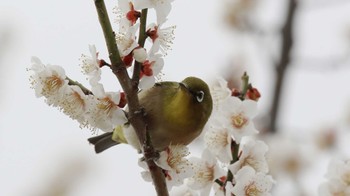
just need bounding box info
[196,91,204,102]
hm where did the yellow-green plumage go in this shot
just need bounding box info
[88,77,213,153]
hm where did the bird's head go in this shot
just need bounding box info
[181,77,213,120]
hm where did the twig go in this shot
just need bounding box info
[268,0,298,133]
[66,76,92,95]
[132,9,148,84]
[238,72,249,101]
[225,140,240,184]
[94,1,169,195]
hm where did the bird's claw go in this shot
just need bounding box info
[134,107,147,117]
[141,145,160,162]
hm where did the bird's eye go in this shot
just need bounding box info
[196,91,205,102]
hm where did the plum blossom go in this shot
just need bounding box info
[319,159,350,196]
[216,96,258,143]
[170,185,199,196]
[58,85,93,125]
[204,124,232,163]
[114,0,141,32]
[80,45,101,85]
[116,23,139,57]
[229,140,269,174]
[133,0,174,24]
[319,179,350,196]
[29,56,69,106]
[325,159,350,185]
[86,84,127,132]
[230,166,274,196]
[210,77,232,109]
[139,53,164,89]
[147,23,176,55]
[266,135,310,177]
[133,47,148,63]
[155,145,194,190]
[187,150,225,196]
[140,145,193,190]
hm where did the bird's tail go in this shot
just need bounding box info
[88,132,120,153]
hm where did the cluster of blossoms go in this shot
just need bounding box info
[139,77,274,195]
[29,0,275,194]
[319,159,350,195]
[29,56,127,132]
[114,0,175,89]
[28,0,176,132]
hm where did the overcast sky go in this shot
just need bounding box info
[1,0,350,195]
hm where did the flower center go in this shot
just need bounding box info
[43,75,63,95]
[231,113,247,129]
[245,182,262,196]
[197,165,214,182]
[241,156,258,170]
[72,91,86,108]
[166,146,189,172]
[97,97,117,115]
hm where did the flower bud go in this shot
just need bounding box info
[133,47,147,63]
[245,87,261,101]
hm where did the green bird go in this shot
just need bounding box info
[88,77,213,153]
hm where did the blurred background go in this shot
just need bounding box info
[1,0,350,195]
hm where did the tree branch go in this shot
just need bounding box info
[132,9,148,84]
[94,1,168,195]
[268,0,298,133]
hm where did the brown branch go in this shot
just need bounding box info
[132,9,148,84]
[94,1,168,195]
[268,0,298,133]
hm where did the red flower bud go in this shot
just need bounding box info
[246,87,261,101]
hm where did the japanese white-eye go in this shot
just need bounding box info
[88,76,213,153]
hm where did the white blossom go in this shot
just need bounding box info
[58,85,92,125]
[231,166,274,196]
[212,182,225,196]
[319,179,350,196]
[229,140,269,175]
[319,159,350,196]
[216,96,258,143]
[170,185,199,196]
[187,150,225,196]
[133,47,148,63]
[114,0,140,32]
[116,23,139,56]
[210,77,232,109]
[86,85,127,132]
[266,135,310,177]
[204,124,232,163]
[139,53,164,89]
[29,56,69,106]
[80,45,101,85]
[155,145,194,190]
[133,0,174,24]
[147,23,176,55]
[326,159,350,185]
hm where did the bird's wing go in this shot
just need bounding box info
[138,81,181,105]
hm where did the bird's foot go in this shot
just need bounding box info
[134,107,147,117]
[141,146,160,162]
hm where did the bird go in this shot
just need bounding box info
[88,76,213,153]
